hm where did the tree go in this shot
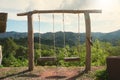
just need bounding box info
[3,38,18,57]
[15,46,27,59]
[92,39,109,66]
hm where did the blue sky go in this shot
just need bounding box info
[1,0,120,33]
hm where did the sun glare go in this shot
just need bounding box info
[97,0,115,11]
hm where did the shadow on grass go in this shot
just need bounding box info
[46,75,66,79]
[45,69,86,80]
[18,73,40,78]
[66,70,86,80]
[0,69,39,79]
[0,68,86,80]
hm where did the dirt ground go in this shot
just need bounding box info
[0,66,105,80]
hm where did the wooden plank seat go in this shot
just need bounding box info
[64,57,80,62]
[38,57,56,61]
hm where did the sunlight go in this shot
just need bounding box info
[96,0,115,11]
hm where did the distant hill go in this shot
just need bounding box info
[0,30,120,45]
[100,30,120,41]
[0,31,27,39]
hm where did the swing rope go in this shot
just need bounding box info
[63,13,80,61]
[63,13,65,49]
[52,13,56,57]
[38,13,41,57]
[38,13,56,61]
[63,13,67,57]
[78,13,81,57]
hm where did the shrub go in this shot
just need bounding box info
[95,69,108,80]
[0,65,3,68]
[2,55,28,67]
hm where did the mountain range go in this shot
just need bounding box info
[0,30,120,45]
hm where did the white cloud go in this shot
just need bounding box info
[1,0,120,32]
[0,0,29,11]
[0,0,63,20]
[25,0,63,11]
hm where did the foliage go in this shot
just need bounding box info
[107,45,120,56]
[2,38,18,57]
[15,46,27,59]
[0,65,3,68]
[1,38,28,67]
[95,69,108,80]
[0,37,120,67]
[91,39,109,66]
[2,55,28,67]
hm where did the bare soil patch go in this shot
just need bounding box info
[0,66,105,80]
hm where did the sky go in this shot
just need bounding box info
[0,0,120,33]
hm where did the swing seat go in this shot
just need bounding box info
[38,57,56,61]
[64,57,80,62]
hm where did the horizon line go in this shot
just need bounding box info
[5,29,120,34]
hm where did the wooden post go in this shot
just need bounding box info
[84,12,91,72]
[0,45,2,65]
[27,13,34,71]
[0,13,7,33]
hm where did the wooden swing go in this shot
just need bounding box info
[17,10,101,71]
[37,14,56,62]
[63,13,80,62]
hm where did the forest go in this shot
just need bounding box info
[0,31,120,67]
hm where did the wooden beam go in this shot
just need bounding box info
[0,45,2,65]
[84,12,91,73]
[17,10,101,16]
[27,13,34,71]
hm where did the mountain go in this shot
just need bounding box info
[0,31,27,39]
[0,30,120,45]
[100,30,120,40]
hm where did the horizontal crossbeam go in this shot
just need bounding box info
[17,10,102,16]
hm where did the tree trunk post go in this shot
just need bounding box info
[84,12,91,73]
[27,13,34,71]
[0,45,2,65]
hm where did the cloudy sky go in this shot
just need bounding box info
[0,0,120,33]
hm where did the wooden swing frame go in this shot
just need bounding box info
[17,9,102,72]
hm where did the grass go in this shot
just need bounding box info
[95,69,108,80]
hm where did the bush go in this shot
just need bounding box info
[0,65,3,68]
[92,40,109,66]
[95,69,108,80]
[2,55,28,67]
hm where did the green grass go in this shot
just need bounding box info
[95,69,108,80]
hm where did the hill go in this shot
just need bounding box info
[0,30,120,45]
